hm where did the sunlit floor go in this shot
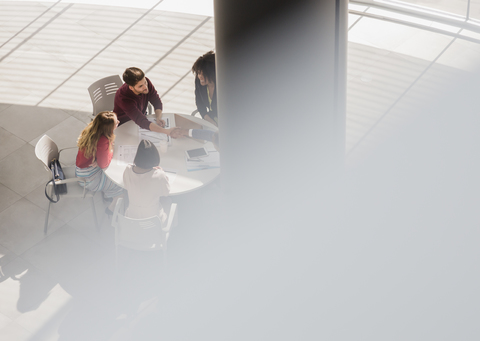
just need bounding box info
[0,1,216,339]
[1,0,480,339]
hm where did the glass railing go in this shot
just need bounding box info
[351,0,480,31]
[350,0,480,44]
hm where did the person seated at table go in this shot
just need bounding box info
[192,51,217,126]
[76,111,124,214]
[123,139,171,224]
[114,67,178,136]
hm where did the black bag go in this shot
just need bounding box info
[45,158,67,203]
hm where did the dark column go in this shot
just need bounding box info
[212,0,348,338]
[161,1,348,340]
[216,0,347,211]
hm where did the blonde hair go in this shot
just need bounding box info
[77,111,116,159]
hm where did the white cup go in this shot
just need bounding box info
[159,139,168,153]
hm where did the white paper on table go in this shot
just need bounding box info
[163,168,177,184]
[139,117,171,146]
[139,130,171,146]
[117,145,137,165]
[163,117,170,128]
[145,116,170,128]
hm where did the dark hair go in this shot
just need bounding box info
[192,51,216,84]
[123,67,145,87]
[133,139,160,169]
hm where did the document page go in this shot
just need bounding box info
[116,145,137,165]
[139,117,171,146]
[163,168,177,184]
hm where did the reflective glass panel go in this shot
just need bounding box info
[390,0,468,17]
[469,0,480,20]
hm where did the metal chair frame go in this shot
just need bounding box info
[35,135,98,234]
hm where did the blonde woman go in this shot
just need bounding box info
[76,111,124,214]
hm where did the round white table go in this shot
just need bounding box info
[105,113,220,195]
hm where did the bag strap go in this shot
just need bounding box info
[45,159,60,203]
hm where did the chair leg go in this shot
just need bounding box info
[44,201,51,235]
[90,197,99,231]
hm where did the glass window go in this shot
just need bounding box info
[386,0,468,17]
[469,0,480,21]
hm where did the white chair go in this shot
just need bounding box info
[35,135,98,234]
[112,198,177,268]
[87,75,123,118]
[88,75,154,119]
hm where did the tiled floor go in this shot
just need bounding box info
[0,1,216,339]
[1,0,480,339]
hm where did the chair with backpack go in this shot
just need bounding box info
[35,135,98,234]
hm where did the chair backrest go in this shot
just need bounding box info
[112,198,172,251]
[116,215,164,251]
[87,75,123,117]
[35,135,59,171]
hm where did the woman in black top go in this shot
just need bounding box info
[192,51,217,126]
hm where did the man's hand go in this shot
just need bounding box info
[156,117,166,127]
[155,109,165,127]
[170,127,187,138]
[150,122,172,135]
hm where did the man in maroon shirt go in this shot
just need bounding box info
[114,67,176,136]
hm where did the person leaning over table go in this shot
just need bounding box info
[192,51,217,126]
[123,139,171,224]
[76,111,124,215]
[114,67,179,136]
